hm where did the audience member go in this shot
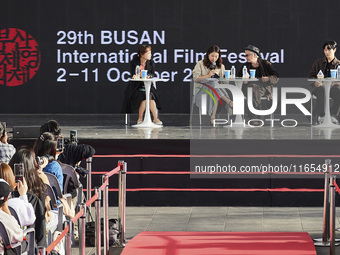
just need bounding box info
[33,132,63,193]
[0,122,16,164]
[0,179,25,254]
[0,162,36,227]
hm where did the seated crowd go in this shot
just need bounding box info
[0,120,95,255]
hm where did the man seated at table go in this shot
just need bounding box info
[238,45,279,125]
[308,40,340,125]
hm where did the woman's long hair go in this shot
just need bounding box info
[9,146,46,201]
[133,44,151,60]
[33,132,57,158]
[203,45,222,68]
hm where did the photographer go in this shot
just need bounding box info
[0,122,16,164]
[40,120,95,196]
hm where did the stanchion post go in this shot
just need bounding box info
[102,175,109,255]
[118,160,127,247]
[95,187,101,255]
[79,203,87,255]
[314,159,331,246]
[64,220,72,255]
[330,175,336,255]
[86,157,92,222]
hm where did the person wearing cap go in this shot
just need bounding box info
[308,40,340,125]
[0,179,25,254]
[239,45,279,124]
[0,122,16,164]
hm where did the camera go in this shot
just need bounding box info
[36,155,54,166]
[75,165,89,178]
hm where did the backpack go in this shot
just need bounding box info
[85,218,120,247]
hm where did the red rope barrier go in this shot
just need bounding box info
[105,165,121,178]
[333,180,340,195]
[94,154,340,158]
[46,225,70,254]
[45,162,122,253]
[104,187,323,192]
[100,178,109,191]
[71,209,84,224]
[86,192,99,207]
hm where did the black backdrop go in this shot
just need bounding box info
[1,0,340,114]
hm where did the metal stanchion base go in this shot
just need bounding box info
[313,238,340,247]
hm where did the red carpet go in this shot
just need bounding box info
[121,231,316,255]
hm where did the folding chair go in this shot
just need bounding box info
[59,163,83,208]
[0,221,35,255]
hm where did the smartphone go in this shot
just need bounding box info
[57,137,64,152]
[70,130,77,144]
[14,163,24,183]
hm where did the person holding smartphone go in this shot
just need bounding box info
[0,162,36,228]
[0,122,16,164]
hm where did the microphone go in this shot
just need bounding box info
[210,62,216,70]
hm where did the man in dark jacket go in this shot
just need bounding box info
[238,45,279,124]
[308,40,340,125]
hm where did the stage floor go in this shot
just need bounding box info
[1,113,340,140]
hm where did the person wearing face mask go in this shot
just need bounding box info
[121,44,162,125]
[238,45,279,125]
[192,45,233,124]
[308,40,340,125]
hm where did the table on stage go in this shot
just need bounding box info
[308,78,340,128]
[216,77,259,124]
[130,78,166,128]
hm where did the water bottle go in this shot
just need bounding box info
[242,66,248,78]
[135,65,140,78]
[230,65,236,78]
[337,65,340,79]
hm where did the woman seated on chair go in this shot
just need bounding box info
[9,146,51,247]
[121,44,162,125]
[0,179,25,254]
[193,45,233,124]
[0,162,36,228]
[33,132,63,193]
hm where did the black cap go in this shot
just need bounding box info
[245,45,260,56]
[0,179,12,201]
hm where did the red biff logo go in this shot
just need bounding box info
[0,28,41,87]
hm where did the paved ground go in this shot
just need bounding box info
[70,206,340,255]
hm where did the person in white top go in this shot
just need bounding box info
[0,179,24,254]
[0,162,36,227]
